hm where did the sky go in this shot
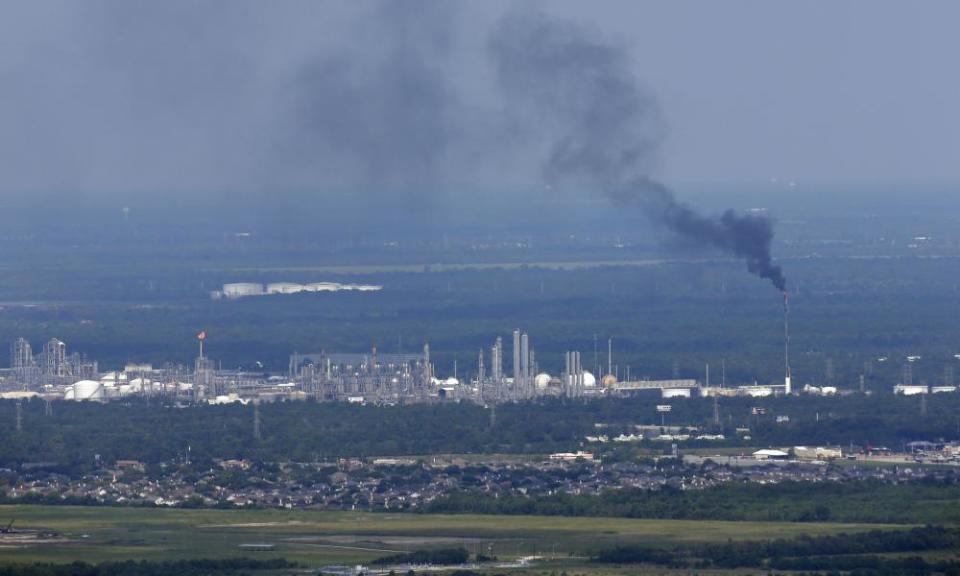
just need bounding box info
[1,0,958,204]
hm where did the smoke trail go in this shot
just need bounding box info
[488,7,786,291]
[613,178,786,290]
[283,0,459,201]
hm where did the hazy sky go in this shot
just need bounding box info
[1,0,958,200]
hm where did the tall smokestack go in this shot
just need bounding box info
[607,337,612,377]
[520,332,530,398]
[512,329,521,400]
[783,291,792,394]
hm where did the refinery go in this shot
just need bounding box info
[7,328,931,406]
[0,294,804,404]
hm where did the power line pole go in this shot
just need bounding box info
[253,401,262,441]
[15,400,22,433]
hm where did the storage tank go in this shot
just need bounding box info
[582,371,597,388]
[266,282,305,295]
[222,283,264,299]
[72,380,104,401]
[307,282,341,292]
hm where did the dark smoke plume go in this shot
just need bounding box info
[488,7,786,291]
[613,178,786,291]
[282,0,459,201]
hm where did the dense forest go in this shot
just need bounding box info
[592,525,960,574]
[0,393,959,472]
[426,480,960,524]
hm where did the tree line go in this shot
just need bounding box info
[425,479,960,524]
[593,525,960,574]
[1,393,960,474]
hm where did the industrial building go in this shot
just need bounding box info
[289,346,433,403]
[5,332,946,407]
[220,283,264,299]
[213,281,382,299]
[793,446,843,460]
[609,379,698,398]
[5,337,98,388]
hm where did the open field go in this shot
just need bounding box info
[0,505,904,568]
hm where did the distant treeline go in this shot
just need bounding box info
[593,525,960,574]
[1,393,960,472]
[372,547,470,566]
[425,480,960,524]
[0,558,296,576]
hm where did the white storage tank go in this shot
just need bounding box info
[582,371,597,388]
[307,282,341,292]
[535,373,552,389]
[222,283,264,299]
[72,380,104,401]
[266,282,305,295]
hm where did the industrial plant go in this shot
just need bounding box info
[0,328,840,406]
[0,298,938,405]
[211,281,383,300]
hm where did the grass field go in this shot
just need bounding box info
[0,505,903,568]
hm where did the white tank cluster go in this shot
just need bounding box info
[63,373,192,401]
[213,282,383,299]
[65,380,104,401]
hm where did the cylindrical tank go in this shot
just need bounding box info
[72,380,104,401]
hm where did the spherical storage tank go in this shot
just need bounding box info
[582,371,597,388]
[72,380,104,401]
[534,373,552,389]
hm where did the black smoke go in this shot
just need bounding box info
[613,178,786,291]
[488,6,786,291]
[283,0,459,201]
